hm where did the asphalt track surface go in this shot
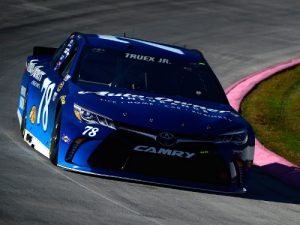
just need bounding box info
[1,1,300,224]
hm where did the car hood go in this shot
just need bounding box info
[72,84,248,135]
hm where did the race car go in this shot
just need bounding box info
[17,32,255,193]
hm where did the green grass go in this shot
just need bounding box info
[240,66,300,166]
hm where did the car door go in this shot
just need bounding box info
[27,37,79,149]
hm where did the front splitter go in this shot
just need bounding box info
[58,164,247,194]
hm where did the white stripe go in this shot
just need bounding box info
[98,35,129,44]
[17,110,22,127]
[124,38,184,55]
[24,129,50,158]
[97,34,184,55]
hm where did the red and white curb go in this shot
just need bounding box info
[225,58,300,189]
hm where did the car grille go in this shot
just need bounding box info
[88,128,230,185]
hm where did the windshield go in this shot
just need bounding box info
[76,48,228,104]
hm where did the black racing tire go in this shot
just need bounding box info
[20,92,28,138]
[49,108,61,165]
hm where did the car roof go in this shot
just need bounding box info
[77,33,204,62]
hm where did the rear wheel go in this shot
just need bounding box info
[50,109,61,165]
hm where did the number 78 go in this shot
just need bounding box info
[82,126,99,137]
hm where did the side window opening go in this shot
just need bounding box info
[51,42,66,67]
[52,38,78,78]
[61,51,77,78]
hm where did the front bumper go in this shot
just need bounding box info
[57,123,253,194]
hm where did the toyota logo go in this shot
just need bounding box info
[156,132,177,147]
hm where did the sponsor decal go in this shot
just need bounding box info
[27,59,46,82]
[52,92,58,102]
[31,80,41,89]
[62,134,71,144]
[55,40,75,70]
[19,96,25,110]
[133,145,195,159]
[60,95,66,105]
[29,105,36,124]
[125,53,171,64]
[57,81,64,92]
[20,85,26,97]
[63,74,71,82]
[78,91,237,121]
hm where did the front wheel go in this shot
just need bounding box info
[49,109,61,165]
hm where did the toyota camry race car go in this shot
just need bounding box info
[17,32,255,193]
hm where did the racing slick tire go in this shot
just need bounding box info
[49,108,61,165]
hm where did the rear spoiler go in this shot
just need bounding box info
[33,46,57,56]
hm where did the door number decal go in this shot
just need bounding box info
[37,78,56,131]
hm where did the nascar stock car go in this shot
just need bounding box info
[17,32,255,193]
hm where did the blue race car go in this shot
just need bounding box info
[17,32,255,193]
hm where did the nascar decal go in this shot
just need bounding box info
[133,145,195,159]
[37,78,56,131]
[78,91,237,120]
[27,59,46,82]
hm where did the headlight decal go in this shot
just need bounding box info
[215,130,248,145]
[74,103,116,129]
